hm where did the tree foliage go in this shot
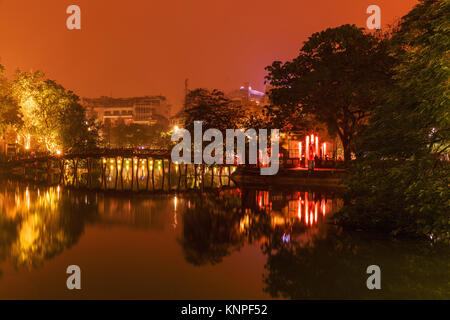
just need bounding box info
[104,120,170,148]
[337,0,450,243]
[183,88,245,133]
[10,71,98,152]
[0,64,22,135]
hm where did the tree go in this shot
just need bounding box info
[337,0,450,242]
[265,24,394,161]
[104,120,170,148]
[183,88,245,133]
[11,71,98,152]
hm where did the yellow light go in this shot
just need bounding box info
[56,150,62,155]
[174,125,179,131]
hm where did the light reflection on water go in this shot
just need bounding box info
[0,179,448,299]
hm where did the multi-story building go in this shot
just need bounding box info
[226,82,266,116]
[82,96,171,126]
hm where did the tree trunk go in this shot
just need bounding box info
[338,129,352,162]
[343,143,352,162]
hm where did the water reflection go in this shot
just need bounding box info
[0,179,448,299]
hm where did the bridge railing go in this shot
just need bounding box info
[7,148,172,162]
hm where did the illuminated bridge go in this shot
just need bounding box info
[5,148,237,192]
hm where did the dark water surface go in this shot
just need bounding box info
[0,179,448,299]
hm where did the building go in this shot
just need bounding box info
[82,96,171,126]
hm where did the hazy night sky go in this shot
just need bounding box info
[0,0,418,113]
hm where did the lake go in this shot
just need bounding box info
[0,178,448,299]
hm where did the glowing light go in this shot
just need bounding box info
[298,142,302,159]
[56,150,62,155]
[306,136,310,161]
[315,202,318,223]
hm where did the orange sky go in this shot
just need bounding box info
[0,0,418,113]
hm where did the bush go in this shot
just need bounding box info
[336,158,449,243]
